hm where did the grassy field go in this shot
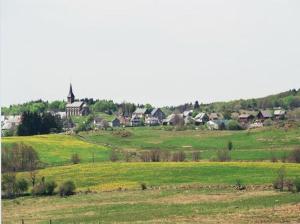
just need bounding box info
[83,126,300,150]
[82,127,300,161]
[2,134,110,166]
[3,188,300,223]
[2,127,300,223]
[16,162,300,191]
[2,127,300,166]
[4,162,300,223]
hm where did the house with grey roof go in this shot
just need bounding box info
[131,115,142,126]
[109,118,121,127]
[162,114,184,126]
[257,110,273,121]
[150,108,165,122]
[132,108,149,118]
[194,112,209,125]
[145,117,160,126]
[274,109,286,120]
[239,114,255,123]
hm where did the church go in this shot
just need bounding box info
[66,84,89,117]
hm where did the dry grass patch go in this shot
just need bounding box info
[154,190,278,205]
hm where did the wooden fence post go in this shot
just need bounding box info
[21,219,24,224]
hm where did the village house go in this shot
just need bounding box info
[150,108,165,122]
[145,117,160,126]
[66,84,89,117]
[207,120,226,130]
[238,114,255,123]
[162,114,184,126]
[93,117,109,129]
[184,116,195,125]
[194,112,209,125]
[119,116,131,127]
[109,118,121,127]
[131,115,142,126]
[274,109,286,120]
[55,111,67,119]
[132,108,149,118]
[183,110,193,117]
[257,110,273,121]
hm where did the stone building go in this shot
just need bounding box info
[66,84,89,117]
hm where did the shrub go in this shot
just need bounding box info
[32,183,46,196]
[161,151,171,162]
[216,149,231,162]
[71,153,80,164]
[109,150,119,162]
[263,119,273,127]
[191,151,201,161]
[140,151,151,162]
[2,173,17,198]
[235,179,246,191]
[59,181,76,197]
[289,148,300,163]
[227,141,233,151]
[273,166,286,191]
[227,120,242,130]
[141,183,147,190]
[281,152,288,163]
[150,150,161,162]
[294,178,300,192]
[112,130,132,137]
[16,178,28,194]
[45,181,57,195]
[270,151,278,163]
[171,151,186,162]
[285,179,294,192]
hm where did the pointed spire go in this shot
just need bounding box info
[67,83,75,103]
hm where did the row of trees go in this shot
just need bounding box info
[2,172,76,199]
[174,89,300,114]
[17,112,62,136]
[1,100,66,115]
[2,144,40,172]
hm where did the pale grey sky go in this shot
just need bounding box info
[1,0,300,107]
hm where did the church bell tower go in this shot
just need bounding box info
[67,83,75,104]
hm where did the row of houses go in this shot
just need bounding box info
[238,109,286,123]
[93,107,287,129]
[93,108,166,128]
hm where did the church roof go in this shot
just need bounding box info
[66,101,84,108]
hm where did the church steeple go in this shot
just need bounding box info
[67,83,75,103]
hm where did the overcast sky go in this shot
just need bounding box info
[1,0,300,107]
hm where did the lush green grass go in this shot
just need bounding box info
[2,135,110,166]
[3,188,300,223]
[17,162,300,191]
[83,127,300,151]
[2,127,300,167]
[80,127,300,161]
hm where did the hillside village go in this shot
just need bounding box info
[1,84,300,136]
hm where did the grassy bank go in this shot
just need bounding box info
[17,162,300,192]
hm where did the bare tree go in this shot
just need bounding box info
[191,151,201,161]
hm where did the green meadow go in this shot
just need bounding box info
[2,126,300,223]
[16,162,300,191]
[2,127,300,166]
[2,134,110,166]
[3,188,300,223]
